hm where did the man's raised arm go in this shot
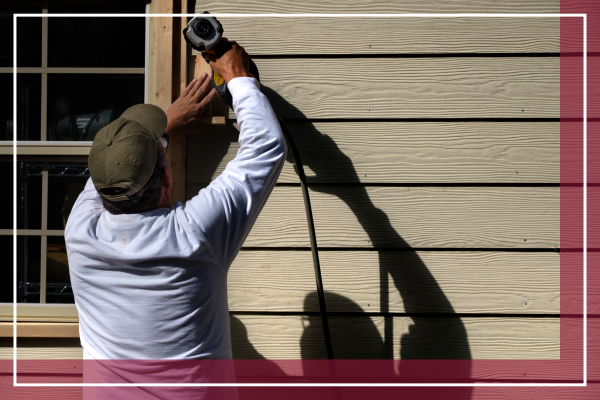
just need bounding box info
[182,39,287,270]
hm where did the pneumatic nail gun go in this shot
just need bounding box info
[183,12,259,109]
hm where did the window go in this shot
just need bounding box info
[0,1,148,308]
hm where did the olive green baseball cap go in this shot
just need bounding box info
[88,104,168,202]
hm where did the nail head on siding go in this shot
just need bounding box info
[368,240,371,243]
[521,109,524,112]
[367,109,370,111]
[524,301,528,305]
[368,304,370,306]
[368,45,371,48]
[364,174,367,177]
[524,239,527,242]
[516,171,519,174]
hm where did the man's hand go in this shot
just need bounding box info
[165,73,216,135]
[204,38,249,84]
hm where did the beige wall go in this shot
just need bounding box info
[3,0,562,368]
[186,0,561,361]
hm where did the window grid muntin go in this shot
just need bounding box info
[1,5,148,306]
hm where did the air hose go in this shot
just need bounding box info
[276,116,335,361]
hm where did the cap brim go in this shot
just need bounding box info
[120,104,168,141]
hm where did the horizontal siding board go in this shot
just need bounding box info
[310,186,559,248]
[232,315,559,360]
[186,185,310,248]
[224,58,559,119]
[228,251,316,312]
[3,318,594,381]
[227,251,560,314]
[192,18,559,55]
[0,338,83,360]
[186,121,560,184]
[198,1,559,14]
[319,251,560,314]
[183,187,559,248]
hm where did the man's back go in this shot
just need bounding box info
[65,77,286,361]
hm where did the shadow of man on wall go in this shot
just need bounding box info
[261,85,473,397]
[192,84,474,398]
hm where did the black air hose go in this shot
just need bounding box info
[276,116,335,361]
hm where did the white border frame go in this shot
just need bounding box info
[13,13,588,388]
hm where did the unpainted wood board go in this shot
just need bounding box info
[198,0,559,14]
[227,251,560,314]
[186,121,560,184]
[147,2,157,106]
[196,54,213,118]
[179,1,189,96]
[228,58,559,119]
[192,17,559,55]
[154,1,173,112]
[310,186,559,248]
[232,315,559,360]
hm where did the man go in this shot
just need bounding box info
[65,39,286,397]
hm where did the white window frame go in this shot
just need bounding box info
[0,2,150,316]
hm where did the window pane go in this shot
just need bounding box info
[48,3,145,68]
[0,5,42,68]
[0,162,13,229]
[0,235,13,303]
[17,235,40,303]
[0,74,12,140]
[16,162,42,230]
[46,236,73,304]
[16,73,41,141]
[47,163,89,230]
[47,74,144,141]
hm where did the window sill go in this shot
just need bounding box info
[0,322,79,338]
[0,304,79,323]
[0,142,92,156]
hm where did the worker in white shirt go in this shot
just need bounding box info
[65,39,286,399]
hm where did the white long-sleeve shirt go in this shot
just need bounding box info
[65,77,286,362]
